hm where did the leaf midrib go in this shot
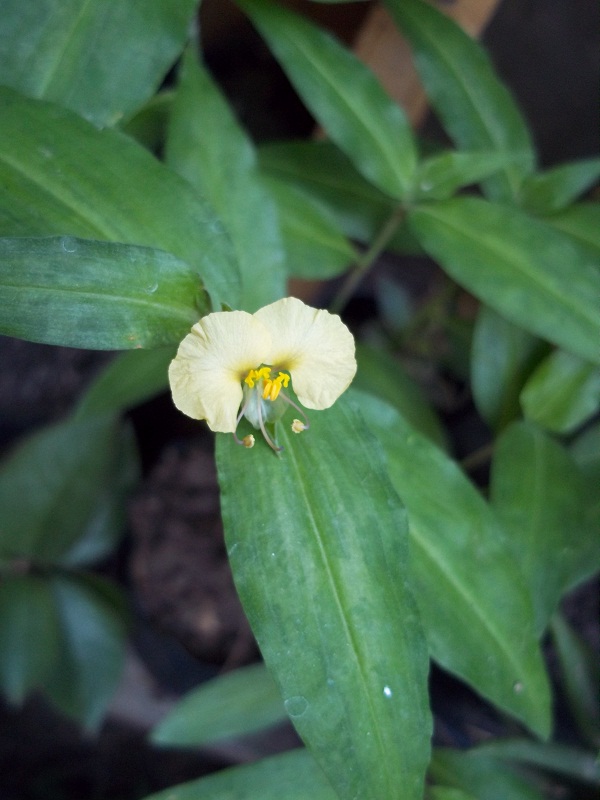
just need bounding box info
[284,432,392,798]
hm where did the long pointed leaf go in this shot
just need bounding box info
[0,0,198,126]
[167,52,285,311]
[409,197,600,364]
[143,748,337,800]
[0,237,206,350]
[239,0,418,199]
[355,391,551,738]
[490,421,600,633]
[0,87,238,307]
[0,413,123,563]
[216,395,432,800]
[386,0,534,202]
[45,574,127,730]
[152,663,286,746]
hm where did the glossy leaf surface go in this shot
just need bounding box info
[153,663,286,746]
[386,0,534,202]
[239,0,418,199]
[355,391,551,738]
[490,421,598,634]
[0,237,206,350]
[520,349,600,434]
[0,0,198,126]
[409,197,600,364]
[0,87,238,307]
[216,395,431,800]
[167,53,284,312]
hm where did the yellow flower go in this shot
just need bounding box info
[168,297,356,451]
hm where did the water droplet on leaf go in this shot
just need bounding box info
[60,236,77,253]
[284,695,309,718]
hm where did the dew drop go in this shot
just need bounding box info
[144,282,158,294]
[383,685,393,698]
[60,236,77,253]
[513,681,524,694]
[284,695,309,718]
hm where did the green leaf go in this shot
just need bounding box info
[0,575,62,704]
[570,422,600,567]
[549,202,600,259]
[355,391,551,738]
[430,747,545,800]
[429,789,477,800]
[262,175,355,279]
[385,0,534,202]
[259,140,421,252]
[0,87,238,308]
[520,349,600,434]
[142,748,337,800]
[471,306,548,431]
[0,0,198,126]
[152,663,286,746]
[551,613,600,749]
[0,237,206,350]
[475,738,600,787]
[75,348,172,419]
[354,343,447,449]
[408,197,600,364]
[415,151,526,202]
[520,157,600,215]
[216,395,432,800]
[45,574,128,730]
[490,421,599,634]
[166,52,285,312]
[122,90,174,152]
[239,0,418,199]
[0,414,124,564]
[59,422,140,567]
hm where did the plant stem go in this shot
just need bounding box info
[329,206,406,314]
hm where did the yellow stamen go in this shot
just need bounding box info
[261,371,290,402]
[242,434,255,448]
[244,366,270,388]
[291,419,306,434]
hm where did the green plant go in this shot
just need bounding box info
[0,1,598,798]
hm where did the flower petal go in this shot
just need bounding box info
[254,297,356,410]
[169,310,271,432]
